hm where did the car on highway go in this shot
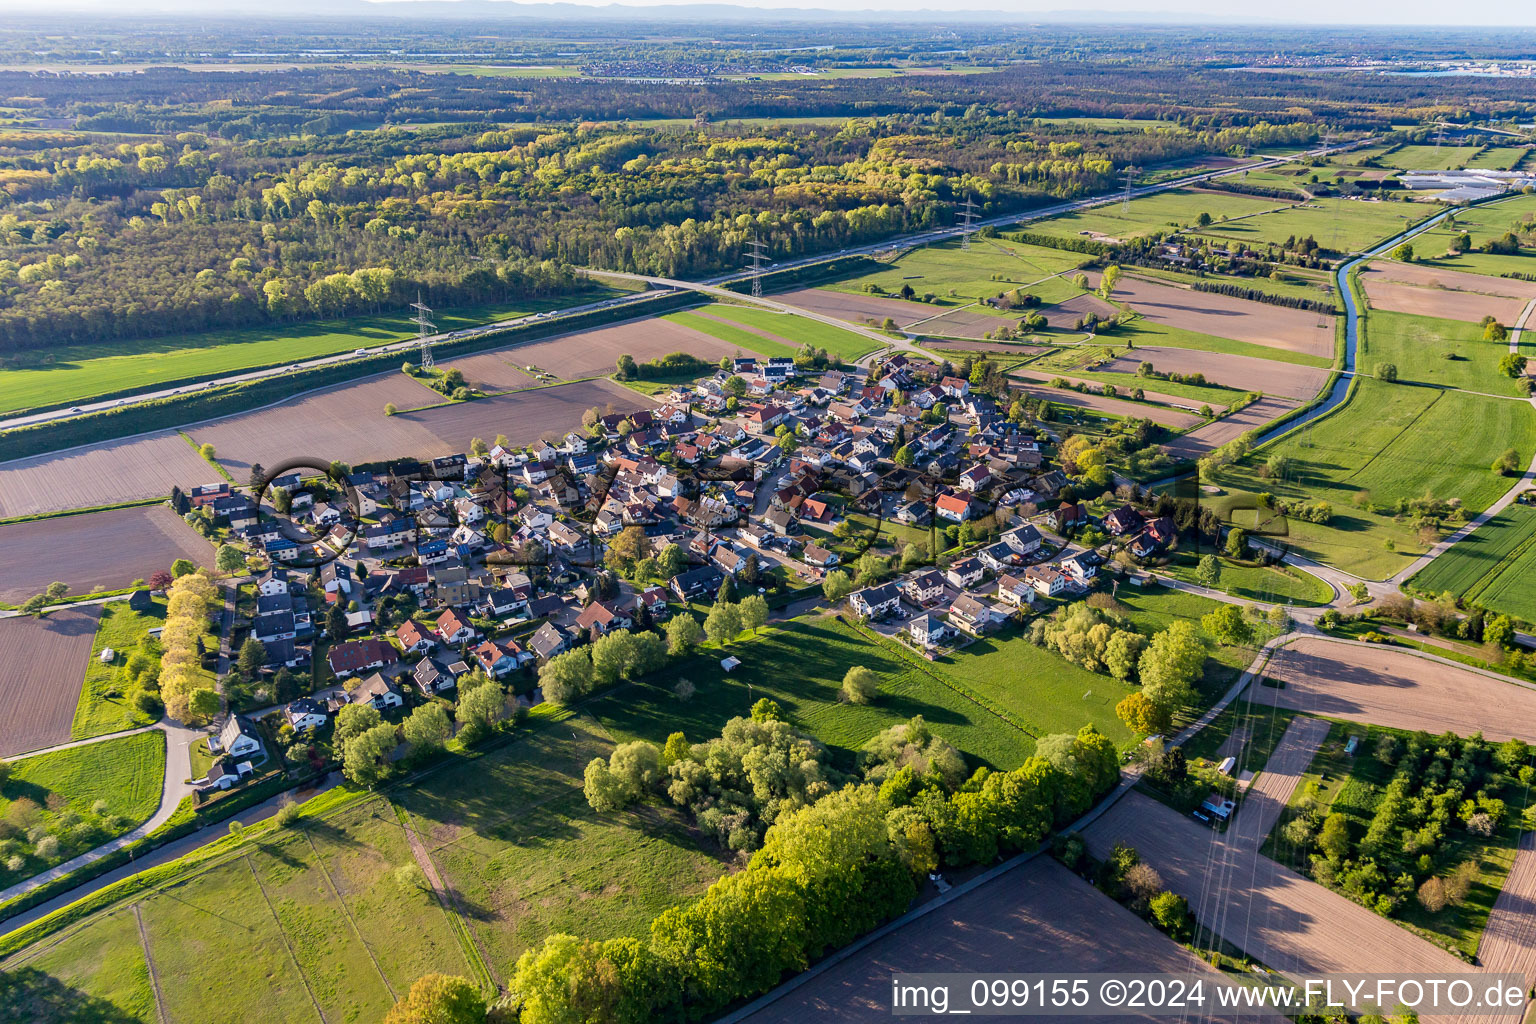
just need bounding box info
[354,348,367,355]
[69,406,82,413]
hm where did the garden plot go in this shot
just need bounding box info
[1101,346,1329,401]
[1087,271,1335,357]
[0,430,217,519]
[0,504,213,604]
[1359,260,1536,325]
[1251,636,1536,743]
[0,607,101,756]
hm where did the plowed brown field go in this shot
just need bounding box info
[0,504,212,603]
[0,607,99,756]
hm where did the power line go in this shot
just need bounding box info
[957,196,980,250]
[410,293,436,370]
[745,236,768,299]
[1120,165,1138,214]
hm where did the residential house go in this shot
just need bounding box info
[1062,551,1101,583]
[528,622,573,662]
[1003,524,1043,557]
[849,582,903,620]
[349,672,406,710]
[763,508,797,536]
[436,608,477,646]
[908,612,955,650]
[327,638,400,679]
[471,638,525,678]
[945,557,986,590]
[433,566,475,607]
[671,565,726,601]
[802,543,839,569]
[209,715,263,759]
[201,757,254,791]
[284,697,329,732]
[1023,565,1067,597]
[948,594,1000,635]
[958,464,992,493]
[575,600,633,637]
[901,568,947,606]
[189,482,231,507]
[935,493,975,523]
[977,541,1018,574]
[1104,506,1145,537]
[940,376,970,399]
[994,573,1035,609]
[1053,502,1088,533]
[256,567,293,597]
[396,620,435,654]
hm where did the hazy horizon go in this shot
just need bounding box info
[3,0,1535,30]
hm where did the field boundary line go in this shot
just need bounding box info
[243,852,328,1024]
[302,829,397,1000]
[388,803,498,991]
[132,903,170,1024]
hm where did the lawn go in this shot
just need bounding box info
[1470,520,1536,624]
[1358,309,1530,397]
[826,238,1092,308]
[1192,196,1434,255]
[391,714,728,980]
[662,310,798,359]
[1157,549,1334,606]
[0,294,619,415]
[1112,318,1335,369]
[0,907,156,1023]
[1387,144,1488,171]
[694,303,884,361]
[583,615,1036,770]
[1027,189,1290,245]
[1207,378,1536,578]
[1260,720,1529,959]
[72,597,165,740]
[0,730,165,889]
[1467,146,1530,171]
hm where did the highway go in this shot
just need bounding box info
[0,136,1369,435]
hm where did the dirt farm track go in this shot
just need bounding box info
[0,504,214,604]
[0,606,99,756]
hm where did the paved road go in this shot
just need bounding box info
[0,718,203,906]
[0,138,1368,437]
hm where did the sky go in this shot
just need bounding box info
[9,0,1536,27]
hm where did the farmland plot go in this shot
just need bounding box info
[1360,261,1536,325]
[0,504,212,604]
[0,431,216,519]
[1101,346,1329,401]
[1087,271,1336,357]
[1252,636,1536,743]
[0,607,100,756]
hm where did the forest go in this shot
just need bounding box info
[0,110,1315,353]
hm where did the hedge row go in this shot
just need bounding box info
[1189,280,1337,315]
[1008,230,1111,257]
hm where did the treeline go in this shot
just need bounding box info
[1190,280,1336,314]
[1197,179,1305,201]
[497,712,1120,1024]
